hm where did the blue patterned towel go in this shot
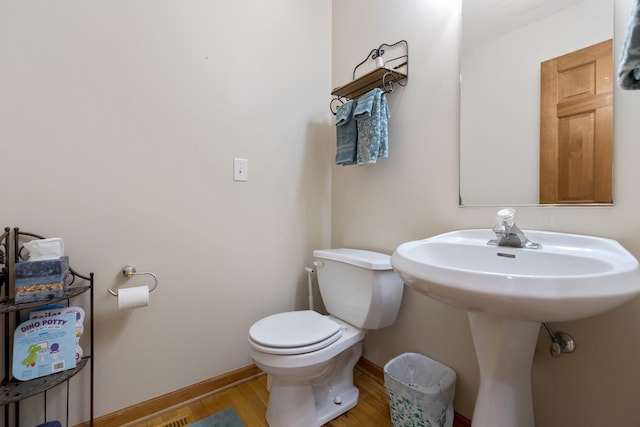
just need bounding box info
[335,100,358,165]
[353,88,390,165]
[619,0,640,89]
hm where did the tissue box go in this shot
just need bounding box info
[14,257,69,304]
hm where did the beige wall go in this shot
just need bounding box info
[0,1,332,424]
[333,0,640,425]
[3,0,640,425]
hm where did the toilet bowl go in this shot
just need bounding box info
[249,312,365,426]
[248,249,404,427]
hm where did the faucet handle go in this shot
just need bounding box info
[495,207,516,229]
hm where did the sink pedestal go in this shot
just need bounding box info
[392,229,640,426]
[468,312,540,427]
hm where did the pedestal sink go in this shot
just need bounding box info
[391,229,640,427]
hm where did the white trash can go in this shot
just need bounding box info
[384,352,457,427]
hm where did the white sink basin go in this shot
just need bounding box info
[391,229,640,427]
[391,229,640,322]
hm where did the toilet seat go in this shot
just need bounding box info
[249,311,343,355]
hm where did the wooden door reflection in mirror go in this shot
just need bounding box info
[540,39,613,204]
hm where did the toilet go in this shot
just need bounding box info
[248,248,404,427]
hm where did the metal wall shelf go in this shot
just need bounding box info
[0,228,94,427]
[331,66,408,100]
[331,40,408,114]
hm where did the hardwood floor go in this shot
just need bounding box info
[113,359,471,427]
[122,366,392,427]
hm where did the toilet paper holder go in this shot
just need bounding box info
[107,265,159,296]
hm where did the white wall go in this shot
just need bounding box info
[333,0,640,425]
[0,0,332,424]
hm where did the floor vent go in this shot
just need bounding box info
[157,416,189,427]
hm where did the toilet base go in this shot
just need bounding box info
[315,384,358,425]
[264,342,362,427]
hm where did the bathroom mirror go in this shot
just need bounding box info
[459,0,614,206]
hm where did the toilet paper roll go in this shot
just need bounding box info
[117,285,149,310]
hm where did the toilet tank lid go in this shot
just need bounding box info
[313,248,392,270]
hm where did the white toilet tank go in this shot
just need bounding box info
[313,248,404,329]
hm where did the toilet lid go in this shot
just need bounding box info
[249,311,342,354]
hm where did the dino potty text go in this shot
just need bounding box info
[13,312,76,380]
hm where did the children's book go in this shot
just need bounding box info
[29,305,85,362]
[13,312,76,380]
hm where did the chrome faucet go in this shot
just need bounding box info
[488,208,542,249]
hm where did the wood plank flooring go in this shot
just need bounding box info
[116,361,471,427]
[122,366,391,427]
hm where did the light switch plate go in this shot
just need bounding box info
[233,158,248,182]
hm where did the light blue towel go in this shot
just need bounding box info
[353,88,390,165]
[335,100,358,165]
[619,0,640,89]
